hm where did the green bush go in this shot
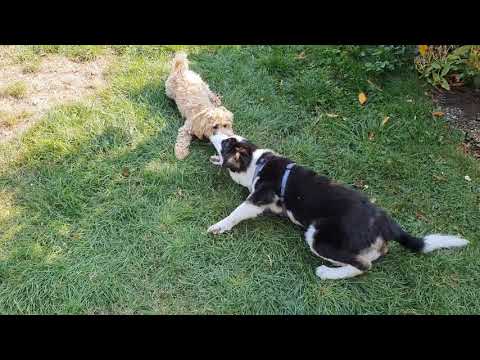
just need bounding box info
[415,45,480,90]
[345,45,415,76]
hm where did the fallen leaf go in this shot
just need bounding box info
[450,73,461,83]
[267,254,273,266]
[459,143,470,155]
[465,175,472,182]
[176,188,185,197]
[432,111,445,117]
[326,113,339,118]
[406,99,414,103]
[367,79,383,91]
[415,211,427,221]
[371,198,377,204]
[354,179,365,189]
[358,92,367,105]
[433,175,447,182]
[295,51,306,60]
[381,116,390,126]
[418,45,429,57]
[368,132,375,141]
[122,167,130,177]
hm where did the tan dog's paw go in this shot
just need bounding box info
[208,220,232,234]
[210,155,223,166]
[175,147,190,160]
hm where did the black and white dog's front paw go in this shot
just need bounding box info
[208,220,232,234]
[209,155,223,166]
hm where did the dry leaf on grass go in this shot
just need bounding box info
[358,92,367,105]
[367,79,383,91]
[464,175,472,182]
[381,116,390,126]
[354,179,365,189]
[368,132,375,141]
[432,111,445,117]
[433,174,447,182]
[295,51,306,60]
[415,211,427,222]
[326,113,339,118]
[122,167,130,177]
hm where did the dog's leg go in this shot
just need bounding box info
[165,77,176,100]
[203,83,222,106]
[174,121,193,160]
[305,224,369,280]
[315,265,364,280]
[208,201,263,234]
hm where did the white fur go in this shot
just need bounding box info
[315,265,364,280]
[422,234,469,253]
[207,201,264,234]
[209,134,276,191]
[359,236,384,262]
[286,210,303,227]
[305,225,345,266]
[232,149,271,190]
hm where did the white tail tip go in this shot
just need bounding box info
[422,234,469,253]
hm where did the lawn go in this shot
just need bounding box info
[0,45,478,314]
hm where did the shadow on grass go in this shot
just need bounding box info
[1,45,479,314]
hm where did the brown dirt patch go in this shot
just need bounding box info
[432,87,480,159]
[0,51,110,144]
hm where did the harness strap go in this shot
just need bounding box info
[280,163,295,215]
[252,157,267,187]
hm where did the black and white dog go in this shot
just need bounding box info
[208,134,469,280]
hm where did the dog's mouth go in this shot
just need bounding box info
[209,133,229,158]
[209,133,246,165]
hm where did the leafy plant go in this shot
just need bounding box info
[415,45,480,90]
[345,45,415,76]
[1,81,27,99]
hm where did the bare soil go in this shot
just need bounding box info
[0,51,110,144]
[432,87,480,159]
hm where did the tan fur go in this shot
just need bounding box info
[165,52,234,160]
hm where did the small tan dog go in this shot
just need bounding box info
[165,52,234,160]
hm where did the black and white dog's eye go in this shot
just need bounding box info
[213,125,219,130]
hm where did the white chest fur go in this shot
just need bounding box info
[228,149,272,191]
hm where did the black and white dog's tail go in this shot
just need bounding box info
[395,230,469,253]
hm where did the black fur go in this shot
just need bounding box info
[219,137,426,269]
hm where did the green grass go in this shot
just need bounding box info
[16,45,107,63]
[1,81,27,99]
[0,45,479,314]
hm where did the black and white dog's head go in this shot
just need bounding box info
[210,134,257,172]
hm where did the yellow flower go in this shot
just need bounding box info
[418,45,429,57]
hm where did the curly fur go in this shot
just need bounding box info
[165,52,234,160]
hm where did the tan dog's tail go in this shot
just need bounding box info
[172,52,189,73]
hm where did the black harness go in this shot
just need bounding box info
[252,157,295,216]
